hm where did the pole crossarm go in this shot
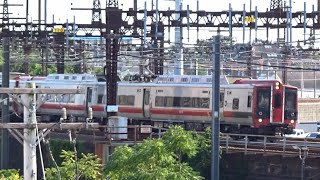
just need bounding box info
[0,88,85,94]
[7,129,23,144]
[0,123,100,130]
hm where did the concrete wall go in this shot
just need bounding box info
[221,152,320,180]
[298,99,320,122]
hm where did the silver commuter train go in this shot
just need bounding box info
[8,74,298,134]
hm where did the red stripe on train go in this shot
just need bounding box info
[150,108,211,116]
[119,107,250,117]
[40,104,105,111]
[223,111,233,117]
[118,107,143,114]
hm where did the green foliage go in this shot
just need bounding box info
[48,139,87,166]
[0,169,23,180]
[0,48,4,66]
[186,127,222,179]
[104,125,203,180]
[162,125,199,160]
[45,150,103,180]
[93,67,104,75]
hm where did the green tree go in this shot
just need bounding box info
[186,127,222,179]
[104,125,203,180]
[0,169,23,180]
[162,125,199,162]
[45,150,103,180]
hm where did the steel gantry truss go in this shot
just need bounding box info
[0,0,319,116]
[0,0,320,171]
[2,6,320,39]
[0,0,319,117]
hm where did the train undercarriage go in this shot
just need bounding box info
[127,118,294,137]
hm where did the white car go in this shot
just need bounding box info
[305,132,320,139]
[284,129,307,138]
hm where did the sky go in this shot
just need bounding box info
[6,0,320,46]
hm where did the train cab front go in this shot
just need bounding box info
[283,86,298,131]
[254,87,272,129]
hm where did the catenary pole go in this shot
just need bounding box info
[1,36,10,169]
[211,35,220,180]
[23,82,37,180]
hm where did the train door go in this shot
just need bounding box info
[86,87,93,114]
[143,88,150,118]
[256,87,272,120]
[219,89,225,119]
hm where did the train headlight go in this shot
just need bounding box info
[290,120,295,124]
[275,82,280,90]
[258,119,263,123]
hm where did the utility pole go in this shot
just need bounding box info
[0,85,86,179]
[22,83,37,179]
[105,0,120,123]
[211,35,220,180]
[1,37,10,170]
[1,0,10,169]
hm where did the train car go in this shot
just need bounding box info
[10,74,106,122]
[35,74,107,122]
[117,76,298,135]
[4,73,297,135]
[234,79,298,133]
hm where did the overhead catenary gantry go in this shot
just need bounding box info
[0,0,320,171]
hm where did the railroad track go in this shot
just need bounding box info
[220,134,320,157]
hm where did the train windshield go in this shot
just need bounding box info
[284,88,297,111]
[257,88,271,110]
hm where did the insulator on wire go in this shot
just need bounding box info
[61,107,67,120]
[88,107,93,119]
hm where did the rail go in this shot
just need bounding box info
[220,133,320,157]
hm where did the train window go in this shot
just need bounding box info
[57,95,63,102]
[47,94,54,102]
[155,96,164,107]
[64,76,69,80]
[274,93,281,108]
[63,95,70,102]
[118,95,127,105]
[232,98,239,110]
[201,98,210,109]
[257,89,271,110]
[72,76,77,80]
[181,78,188,82]
[206,78,212,82]
[98,95,104,104]
[173,97,181,107]
[127,96,135,106]
[182,97,191,107]
[70,95,75,103]
[220,93,224,108]
[144,91,150,105]
[191,78,200,83]
[285,89,297,110]
[164,97,173,107]
[247,96,252,108]
[87,88,93,103]
[193,98,201,108]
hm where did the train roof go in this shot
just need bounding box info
[118,82,256,89]
[45,74,98,82]
[233,79,282,85]
[154,75,230,85]
[234,79,298,89]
